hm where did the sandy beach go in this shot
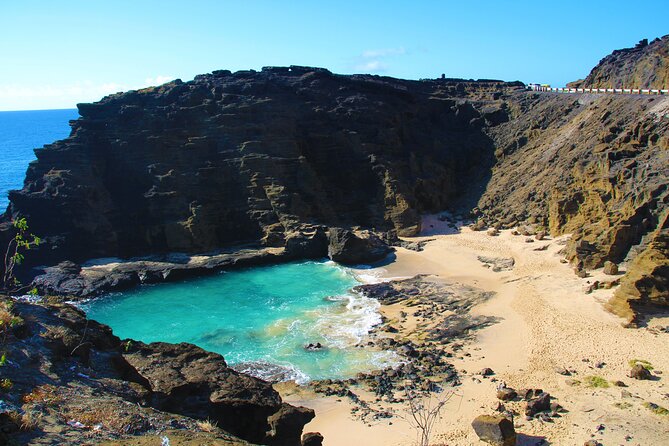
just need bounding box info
[281,216,669,446]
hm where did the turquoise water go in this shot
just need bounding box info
[84,261,397,382]
[0,109,79,210]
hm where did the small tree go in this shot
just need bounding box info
[397,378,454,446]
[2,218,40,293]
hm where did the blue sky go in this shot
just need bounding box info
[1,0,667,111]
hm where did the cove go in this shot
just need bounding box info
[83,260,398,382]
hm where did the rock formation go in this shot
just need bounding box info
[1,296,313,445]
[1,69,513,270]
[569,35,669,89]
[1,55,667,318]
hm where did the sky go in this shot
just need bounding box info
[1,0,667,111]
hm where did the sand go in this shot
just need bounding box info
[281,216,669,446]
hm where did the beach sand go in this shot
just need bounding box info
[281,216,669,446]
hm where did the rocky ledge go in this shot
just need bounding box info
[0,296,314,445]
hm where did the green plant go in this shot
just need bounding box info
[2,217,41,292]
[629,359,653,370]
[643,402,669,416]
[584,375,610,388]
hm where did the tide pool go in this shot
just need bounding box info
[83,260,398,382]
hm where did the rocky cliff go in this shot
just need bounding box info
[569,35,669,89]
[1,68,516,268]
[1,65,667,320]
[0,296,313,445]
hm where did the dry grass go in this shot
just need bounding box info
[22,384,62,406]
[62,402,140,433]
[196,418,218,433]
[6,410,40,431]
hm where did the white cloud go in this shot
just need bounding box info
[0,75,174,111]
[354,60,389,72]
[351,46,407,73]
[361,47,406,59]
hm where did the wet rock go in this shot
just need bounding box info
[471,414,516,446]
[629,363,653,380]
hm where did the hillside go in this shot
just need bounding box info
[569,35,669,89]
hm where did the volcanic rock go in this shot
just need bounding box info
[327,228,392,265]
[471,414,517,446]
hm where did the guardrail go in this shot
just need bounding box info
[527,85,669,95]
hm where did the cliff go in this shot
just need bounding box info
[1,65,667,320]
[1,68,517,267]
[569,35,669,89]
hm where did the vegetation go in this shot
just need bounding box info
[629,359,654,370]
[643,402,669,416]
[2,217,41,293]
[584,375,610,388]
[396,377,455,446]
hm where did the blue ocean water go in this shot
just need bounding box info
[0,109,79,210]
[84,261,397,382]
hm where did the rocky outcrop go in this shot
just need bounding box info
[569,36,669,89]
[327,228,392,265]
[607,212,669,322]
[123,341,314,445]
[1,297,313,445]
[1,69,517,270]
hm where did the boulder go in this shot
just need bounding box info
[301,432,324,446]
[471,415,516,446]
[525,392,551,416]
[266,403,316,446]
[629,363,652,380]
[603,261,619,275]
[122,342,313,445]
[496,387,517,401]
[327,228,392,265]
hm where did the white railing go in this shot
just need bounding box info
[526,84,669,95]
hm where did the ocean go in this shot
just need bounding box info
[0,108,79,210]
[84,260,397,382]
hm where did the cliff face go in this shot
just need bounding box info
[476,92,669,321]
[1,65,668,320]
[2,68,516,265]
[569,36,669,89]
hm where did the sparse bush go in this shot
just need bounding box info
[395,377,454,446]
[643,401,669,416]
[584,375,609,388]
[196,418,218,432]
[2,217,41,293]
